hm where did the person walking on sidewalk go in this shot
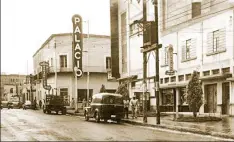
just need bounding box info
[71,98,75,110]
[39,100,42,109]
[123,96,130,119]
[130,95,138,119]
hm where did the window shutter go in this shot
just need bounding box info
[181,41,186,61]
[207,32,213,54]
[218,28,226,51]
[190,38,197,58]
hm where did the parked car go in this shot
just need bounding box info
[7,97,22,109]
[84,93,124,123]
[23,100,32,110]
[1,101,9,108]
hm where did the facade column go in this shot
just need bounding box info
[176,88,179,118]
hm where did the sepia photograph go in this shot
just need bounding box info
[1,0,234,141]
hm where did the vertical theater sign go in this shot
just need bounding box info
[72,14,83,78]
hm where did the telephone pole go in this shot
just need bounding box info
[142,0,147,123]
[154,0,160,124]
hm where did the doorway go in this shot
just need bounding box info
[222,82,230,115]
[204,84,217,113]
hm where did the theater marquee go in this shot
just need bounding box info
[72,14,83,78]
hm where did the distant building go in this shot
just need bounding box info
[0,74,26,102]
[32,33,118,107]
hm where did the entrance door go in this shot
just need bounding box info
[222,82,230,115]
[205,84,217,113]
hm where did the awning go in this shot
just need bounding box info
[200,73,232,81]
[117,75,138,82]
[159,82,188,89]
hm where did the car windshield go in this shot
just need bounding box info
[10,97,19,102]
[102,95,123,104]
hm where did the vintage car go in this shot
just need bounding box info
[84,93,124,123]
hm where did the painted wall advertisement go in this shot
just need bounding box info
[72,14,83,78]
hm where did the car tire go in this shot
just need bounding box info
[95,112,100,123]
[116,119,121,124]
[56,111,59,115]
[43,109,46,113]
[62,109,66,115]
[84,112,89,121]
[48,110,51,114]
[104,119,108,123]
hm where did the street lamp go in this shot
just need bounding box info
[83,20,90,106]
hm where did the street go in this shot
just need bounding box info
[1,109,231,141]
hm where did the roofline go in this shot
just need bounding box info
[32,33,110,57]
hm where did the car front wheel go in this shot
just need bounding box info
[95,112,100,123]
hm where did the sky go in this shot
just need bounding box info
[1,0,110,75]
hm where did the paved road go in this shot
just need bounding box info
[1,109,232,141]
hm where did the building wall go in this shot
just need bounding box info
[117,0,234,114]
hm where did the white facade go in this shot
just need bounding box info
[116,0,234,115]
[33,33,118,106]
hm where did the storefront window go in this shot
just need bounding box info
[179,87,188,105]
[161,89,174,105]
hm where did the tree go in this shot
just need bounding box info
[187,70,203,117]
[115,83,129,98]
[99,84,107,93]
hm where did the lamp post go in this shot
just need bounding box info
[84,20,90,105]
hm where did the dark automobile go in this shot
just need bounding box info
[84,93,124,123]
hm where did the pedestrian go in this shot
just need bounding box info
[39,100,42,109]
[130,95,138,119]
[71,98,75,110]
[34,97,37,110]
[123,96,130,119]
[82,98,86,109]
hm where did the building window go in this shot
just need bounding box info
[77,89,93,103]
[131,81,136,88]
[60,55,67,68]
[185,39,191,59]
[222,67,230,74]
[130,23,142,36]
[179,75,184,82]
[161,89,174,105]
[165,78,169,83]
[213,30,219,52]
[212,69,219,75]
[106,57,111,69]
[192,2,201,18]
[60,88,69,106]
[203,71,210,76]
[186,74,191,81]
[171,76,176,82]
[160,78,163,84]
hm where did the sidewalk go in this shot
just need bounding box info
[122,115,234,140]
[66,109,234,140]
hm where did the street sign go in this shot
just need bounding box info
[141,44,162,53]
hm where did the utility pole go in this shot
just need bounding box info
[142,0,147,123]
[154,0,160,124]
[86,20,90,106]
[54,39,58,96]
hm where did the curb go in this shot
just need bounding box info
[121,119,234,140]
[66,112,234,140]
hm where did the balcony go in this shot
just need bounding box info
[48,65,108,74]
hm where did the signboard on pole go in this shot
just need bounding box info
[39,61,51,91]
[72,14,83,78]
